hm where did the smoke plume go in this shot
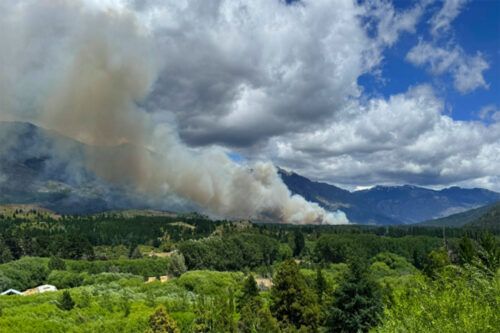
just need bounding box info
[0,0,348,224]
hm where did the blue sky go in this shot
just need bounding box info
[361,0,500,122]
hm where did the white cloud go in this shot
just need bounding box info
[364,0,428,46]
[136,0,380,147]
[429,0,469,36]
[406,41,489,93]
[261,85,500,191]
[479,105,500,122]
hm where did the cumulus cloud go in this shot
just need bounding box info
[405,1,490,94]
[262,85,500,191]
[135,0,379,148]
[364,0,428,46]
[0,0,352,224]
[406,41,489,93]
[429,0,469,36]
[479,105,500,123]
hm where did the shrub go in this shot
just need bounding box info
[57,291,75,311]
[147,306,180,333]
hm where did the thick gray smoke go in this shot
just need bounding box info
[0,0,348,224]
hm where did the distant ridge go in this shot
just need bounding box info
[465,203,500,230]
[278,169,500,225]
[95,209,178,218]
[417,202,500,230]
[1,121,499,224]
[417,203,496,227]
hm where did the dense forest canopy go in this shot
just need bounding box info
[0,211,498,332]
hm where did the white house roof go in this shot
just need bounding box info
[37,285,57,292]
[1,288,22,295]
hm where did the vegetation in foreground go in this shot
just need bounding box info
[0,212,498,332]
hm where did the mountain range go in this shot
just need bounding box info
[1,121,499,224]
[278,169,500,225]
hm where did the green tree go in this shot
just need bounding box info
[0,246,13,264]
[457,236,476,265]
[293,230,305,257]
[424,247,451,277]
[48,256,66,270]
[146,289,156,308]
[0,237,13,264]
[217,289,237,333]
[477,232,500,274]
[327,259,383,333]
[147,306,180,333]
[279,244,293,261]
[238,274,278,332]
[129,245,143,259]
[193,292,237,333]
[238,274,259,308]
[239,300,280,333]
[168,252,187,277]
[315,268,327,304]
[57,291,75,311]
[119,292,132,317]
[271,260,320,330]
[193,296,211,332]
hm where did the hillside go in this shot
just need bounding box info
[279,169,500,225]
[0,121,180,215]
[0,204,61,220]
[278,169,399,225]
[466,203,500,229]
[417,204,495,227]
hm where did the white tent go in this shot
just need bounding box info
[1,289,22,295]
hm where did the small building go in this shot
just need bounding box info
[23,284,57,296]
[36,284,58,293]
[1,289,22,296]
[146,277,157,283]
[148,250,177,258]
[255,278,274,291]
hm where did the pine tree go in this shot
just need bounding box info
[238,274,259,309]
[129,245,143,259]
[58,291,75,311]
[238,274,280,333]
[293,230,305,257]
[270,259,320,330]
[326,259,383,333]
[477,232,500,274]
[147,306,180,333]
[315,267,327,304]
